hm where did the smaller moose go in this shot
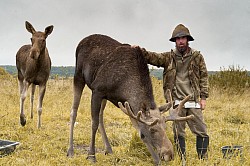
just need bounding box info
[16,21,53,128]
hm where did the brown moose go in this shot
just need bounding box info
[16,21,53,128]
[67,34,193,165]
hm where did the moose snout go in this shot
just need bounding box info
[30,49,40,60]
[158,141,174,162]
[159,148,173,162]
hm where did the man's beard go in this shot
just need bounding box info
[176,43,189,54]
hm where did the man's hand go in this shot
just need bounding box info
[200,99,206,110]
[131,45,139,48]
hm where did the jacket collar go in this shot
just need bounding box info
[173,47,193,58]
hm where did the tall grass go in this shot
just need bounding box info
[0,67,249,165]
[209,65,250,95]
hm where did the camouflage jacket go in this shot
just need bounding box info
[141,48,209,102]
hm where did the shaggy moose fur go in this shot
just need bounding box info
[16,21,53,128]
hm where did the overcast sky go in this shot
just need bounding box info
[1,0,250,71]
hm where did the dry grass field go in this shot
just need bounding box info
[0,68,249,166]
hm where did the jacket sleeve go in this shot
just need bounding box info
[199,54,209,99]
[141,48,170,68]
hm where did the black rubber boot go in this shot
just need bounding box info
[174,135,186,160]
[196,136,209,159]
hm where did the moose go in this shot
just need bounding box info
[67,34,193,165]
[16,21,53,128]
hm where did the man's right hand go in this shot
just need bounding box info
[131,45,140,48]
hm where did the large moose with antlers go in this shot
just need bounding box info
[67,34,193,165]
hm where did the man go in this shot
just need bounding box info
[137,24,209,160]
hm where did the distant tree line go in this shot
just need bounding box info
[0,65,17,75]
[0,65,249,80]
[0,65,75,78]
[49,66,75,78]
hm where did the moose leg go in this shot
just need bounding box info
[87,92,103,162]
[19,80,30,126]
[18,79,24,95]
[67,76,85,157]
[37,84,46,128]
[99,99,113,154]
[30,84,36,119]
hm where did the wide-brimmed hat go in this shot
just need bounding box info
[169,24,194,42]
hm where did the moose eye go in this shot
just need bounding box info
[140,133,145,139]
[150,128,157,134]
[38,39,45,44]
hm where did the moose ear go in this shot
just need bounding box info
[45,25,54,38]
[25,21,36,34]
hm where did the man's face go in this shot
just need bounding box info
[175,36,188,54]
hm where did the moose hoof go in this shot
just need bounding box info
[86,155,96,163]
[67,148,74,157]
[20,116,26,126]
[105,148,113,155]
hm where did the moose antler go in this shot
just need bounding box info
[162,89,194,121]
[159,89,174,113]
[118,102,159,126]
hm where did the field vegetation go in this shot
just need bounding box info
[0,66,249,166]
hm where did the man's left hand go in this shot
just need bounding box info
[200,99,206,110]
